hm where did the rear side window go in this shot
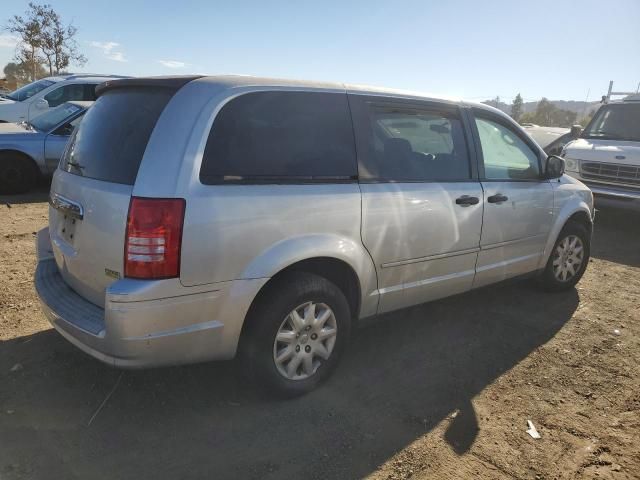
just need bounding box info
[356,103,471,181]
[44,84,95,107]
[61,87,173,184]
[200,91,357,183]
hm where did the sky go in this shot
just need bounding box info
[1,0,639,103]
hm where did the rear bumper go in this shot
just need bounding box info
[34,228,267,368]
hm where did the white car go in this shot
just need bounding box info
[563,94,640,209]
[0,74,126,123]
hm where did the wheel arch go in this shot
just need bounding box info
[539,202,593,269]
[238,255,363,354]
[0,148,40,173]
[239,234,378,318]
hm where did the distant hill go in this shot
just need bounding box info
[482,99,601,118]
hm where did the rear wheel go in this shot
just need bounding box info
[240,272,351,398]
[540,222,590,291]
[0,153,37,194]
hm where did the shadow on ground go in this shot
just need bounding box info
[0,183,50,206]
[591,204,640,267]
[1,282,578,480]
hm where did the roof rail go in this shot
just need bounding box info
[64,73,131,80]
[602,80,640,103]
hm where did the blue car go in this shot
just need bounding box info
[0,101,92,194]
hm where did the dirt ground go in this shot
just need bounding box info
[1,188,639,480]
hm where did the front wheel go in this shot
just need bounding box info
[540,222,590,291]
[240,272,351,398]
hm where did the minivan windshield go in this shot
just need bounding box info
[60,87,174,184]
[30,103,83,132]
[6,79,56,101]
[583,103,640,142]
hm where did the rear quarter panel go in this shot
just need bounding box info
[133,81,379,318]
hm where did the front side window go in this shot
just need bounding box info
[583,103,640,142]
[475,117,541,180]
[200,91,357,183]
[359,105,470,181]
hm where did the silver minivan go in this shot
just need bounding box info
[35,76,594,396]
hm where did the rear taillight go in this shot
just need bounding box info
[124,197,185,279]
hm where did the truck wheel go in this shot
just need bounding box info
[540,222,590,292]
[240,272,351,398]
[0,153,38,194]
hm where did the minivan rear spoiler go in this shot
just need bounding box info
[96,76,204,97]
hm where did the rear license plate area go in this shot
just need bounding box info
[59,214,78,245]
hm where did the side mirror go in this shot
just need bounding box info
[570,124,583,139]
[545,155,565,179]
[35,99,49,110]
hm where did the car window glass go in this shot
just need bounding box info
[52,112,85,136]
[200,91,357,183]
[360,106,470,181]
[82,84,98,101]
[475,117,540,180]
[61,87,173,184]
[30,103,83,132]
[583,104,640,142]
[7,79,55,101]
[45,84,86,108]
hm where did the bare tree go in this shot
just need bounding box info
[5,2,87,79]
[6,3,47,81]
[40,5,87,75]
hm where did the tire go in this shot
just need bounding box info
[239,272,352,398]
[539,221,590,292]
[0,153,37,194]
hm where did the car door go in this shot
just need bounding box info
[350,95,483,313]
[470,109,554,288]
[43,114,85,172]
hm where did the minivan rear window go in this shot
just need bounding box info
[200,91,357,183]
[60,87,173,185]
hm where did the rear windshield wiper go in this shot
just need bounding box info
[66,161,85,171]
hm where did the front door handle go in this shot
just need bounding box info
[487,193,508,204]
[455,195,480,206]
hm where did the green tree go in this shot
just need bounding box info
[3,61,47,89]
[510,93,524,122]
[523,98,578,128]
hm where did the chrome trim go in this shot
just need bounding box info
[49,192,84,220]
[585,182,640,200]
[381,247,480,268]
[580,160,640,187]
[481,234,547,251]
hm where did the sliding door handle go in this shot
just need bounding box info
[455,195,480,206]
[487,194,508,204]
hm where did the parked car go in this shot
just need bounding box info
[35,76,594,397]
[522,124,574,156]
[0,101,92,194]
[562,94,640,209]
[0,74,124,123]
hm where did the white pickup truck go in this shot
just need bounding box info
[563,88,640,209]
